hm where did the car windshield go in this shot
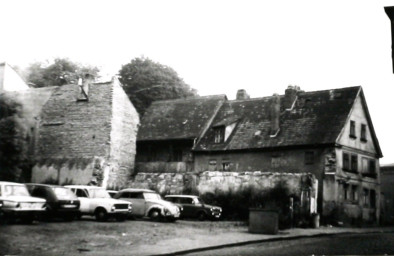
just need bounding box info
[53,187,77,200]
[144,192,161,200]
[195,197,205,204]
[88,188,110,198]
[4,185,30,197]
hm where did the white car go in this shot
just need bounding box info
[114,189,181,221]
[0,181,46,223]
[66,185,132,221]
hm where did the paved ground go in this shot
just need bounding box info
[185,232,394,256]
[0,217,393,256]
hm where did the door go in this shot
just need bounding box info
[74,188,90,213]
[180,197,195,217]
[117,192,146,216]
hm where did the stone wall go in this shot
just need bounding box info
[129,171,317,200]
[106,78,139,189]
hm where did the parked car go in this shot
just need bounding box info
[0,181,46,223]
[26,184,80,221]
[107,190,118,198]
[165,195,222,221]
[114,189,181,221]
[66,185,132,221]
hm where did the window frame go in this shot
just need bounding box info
[360,124,367,142]
[214,126,225,144]
[349,120,356,138]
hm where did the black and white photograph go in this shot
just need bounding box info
[0,0,394,255]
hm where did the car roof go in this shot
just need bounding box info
[165,195,198,198]
[25,183,64,188]
[106,190,118,193]
[0,181,25,186]
[119,188,155,193]
[65,185,102,189]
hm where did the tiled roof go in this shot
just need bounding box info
[138,95,227,141]
[194,86,363,151]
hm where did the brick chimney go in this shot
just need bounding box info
[236,89,250,100]
[270,93,280,137]
[283,85,300,110]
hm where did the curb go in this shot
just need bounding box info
[150,229,394,256]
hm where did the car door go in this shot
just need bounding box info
[116,192,145,217]
[74,188,90,213]
[180,198,195,217]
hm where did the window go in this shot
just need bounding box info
[369,160,376,174]
[351,154,358,173]
[363,189,369,207]
[76,189,88,198]
[214,127,225,143]
[344,184,350,201]
[351,185,358,201]
[343,152,350,170]
[350,120,356,138]
[130,192,144,199]
[370,190,376,208]
[305,151,314,165]
[361,124,367,142]
[208,160,217,171]
[222,161,231,171]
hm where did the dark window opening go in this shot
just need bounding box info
[344,184,350,200]
[171,149,183,162]
[351,154,358,173]
[351,185,358,201]
[350,120,356,138]
[343,152,350,171]
[214,127,225,143]
[361,124,367,142]
[370,190,376,208]
[222,162,231,171]
[363,189,369,207]
[305,151,314,165]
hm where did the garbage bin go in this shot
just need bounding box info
[249,208,278,234]
[311,213,320,228]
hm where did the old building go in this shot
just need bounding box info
[1,76,139,188]
[136,86,382,224]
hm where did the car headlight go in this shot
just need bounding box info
[128,204,132,211]
[210,207,214,211]
[111,206,116,212]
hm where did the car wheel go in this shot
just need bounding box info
[149,209,161,221]
[95,208,108,222]
[197,211,207,221]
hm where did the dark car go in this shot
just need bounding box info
[26,184,80,221]
[165,195,222,221]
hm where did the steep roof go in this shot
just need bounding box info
[194,86,365,151]
[138,95,227,141]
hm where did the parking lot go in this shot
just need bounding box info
[0,218,246,255]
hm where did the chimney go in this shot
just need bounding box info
[236,89,250,100]
[385,6,394,73]
[270,93,280,137]
[283,85,300,110]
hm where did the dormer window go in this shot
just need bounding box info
[214,126,225,143]
[349,120,356,138]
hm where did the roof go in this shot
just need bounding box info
[0,181,24,186]
[118,188,155,193]
[138,95,227,141]
[194,86,381,152]
[65,185,101,189]
[164,195,198,198]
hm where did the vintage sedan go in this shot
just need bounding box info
[66,185,132,221]
[114,189,181,221]
[165,195,222,221]
[0,181,46,223]
[26,183,80,221]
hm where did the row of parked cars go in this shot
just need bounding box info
[0,181,222,223]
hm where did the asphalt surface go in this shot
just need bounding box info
[185,232,394,256]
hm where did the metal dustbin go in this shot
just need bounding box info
[249,208,278,235]
[311,213,320,228]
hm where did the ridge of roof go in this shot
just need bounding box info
[150,94,227,105]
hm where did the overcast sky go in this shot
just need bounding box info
[1,0,394,164]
